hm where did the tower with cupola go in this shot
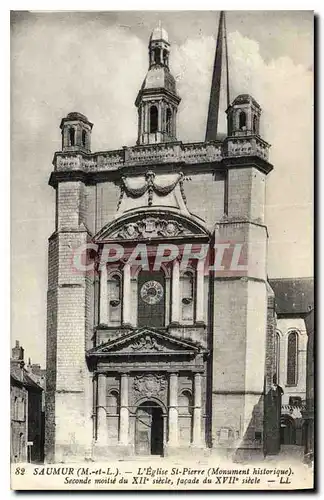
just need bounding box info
[136,23,181,145]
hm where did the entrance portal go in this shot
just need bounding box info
[135,401,164,456]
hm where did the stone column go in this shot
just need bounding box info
[192,373,202,446]
[145,104,149,142]
[123,263,131,326]
[172,107,176,138]
[97,373,107,443]
[171,259,180,324]
[168,373,179,446]
[100,265,108,324]
[119,373,129,445]
[196,260,205,323]
[158,101,162,133]
[140,105,145,137]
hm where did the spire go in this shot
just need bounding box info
[205,11,230,142]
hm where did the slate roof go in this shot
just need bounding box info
[10,362,43,392]
[269,277,314,316]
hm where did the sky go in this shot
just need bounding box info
[11,11,313,366]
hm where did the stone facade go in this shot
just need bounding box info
[45,25,280,462]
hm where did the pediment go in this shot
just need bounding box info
[94,208,209,242]
[87,328,204,357]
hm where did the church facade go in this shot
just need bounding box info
[45,25,280,462]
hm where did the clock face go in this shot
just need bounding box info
[140,280,164,305]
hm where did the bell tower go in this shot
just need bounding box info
[60,112,93,153]
[135,23,181,145]
[226,94,261,137]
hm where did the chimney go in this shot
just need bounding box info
[12,341,24,362]
[31,364,41,377]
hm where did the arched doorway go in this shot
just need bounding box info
[135,401,164,456]
[280,415,296,445]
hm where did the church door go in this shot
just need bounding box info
[135,402,164,456]
[138,271,165,328]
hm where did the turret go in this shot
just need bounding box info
[60,112,93,153]
[226,94,261,137]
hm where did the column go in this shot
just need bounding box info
[97,373,107,443]
[123,263,131,326]
[192,373,202,446]
[140,105,145,135]
[100,264,108,324]
[158,101,162,133]
[196,260,205,324]
[171,259,180,324]
[119,373,129,445]
[145,104,149,142]
[168,373,179,446]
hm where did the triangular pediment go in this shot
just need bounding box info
[87,328,204,357]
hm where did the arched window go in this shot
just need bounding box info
[163,49,168,66]
[228,114,233,135]
[181,270,195,322]
[107,390,120,415]
[154,48,160,65]
[178,390,193,415]
[69,127,75,146]
[166,108,172,135]
[82,130,87,147]
[239,111,247,130]
[275,332,280,384]
[253,114,258,134]
[287,331,298,386]
[150,106,158,133]
[14,396,18,420]
[108,274,122,324]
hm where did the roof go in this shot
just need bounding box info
[60,112,93,130]
[232,94,261,109]
[150,25,169,43]
[10,363,43,392]
[269,277,314,315]
[141,66,177,95]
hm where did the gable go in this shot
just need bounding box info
[87,328,205,358]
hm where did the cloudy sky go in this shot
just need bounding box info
[11,11,313,365]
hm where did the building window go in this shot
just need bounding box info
[153,48,160,64]
[150,106,158,133]
[178,390,193,415]
[239,111,247,130]
[287,331,298,386]
[107,390,120,415]
[69,127,75,146]
[163,49,168,66]
[82,130,87,147]
[275,332,280,384]
[108,274,122,324]
[180,270,195,322]
[166,108,172,135]
[253,114,258,134]
[13,396,18,420]
[228,114,233,135]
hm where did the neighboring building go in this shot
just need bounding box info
[10,341,44,463]
[269,278,314,446]
[26,359,46,462]
[45,24,279,463]
[304,307,314,462]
